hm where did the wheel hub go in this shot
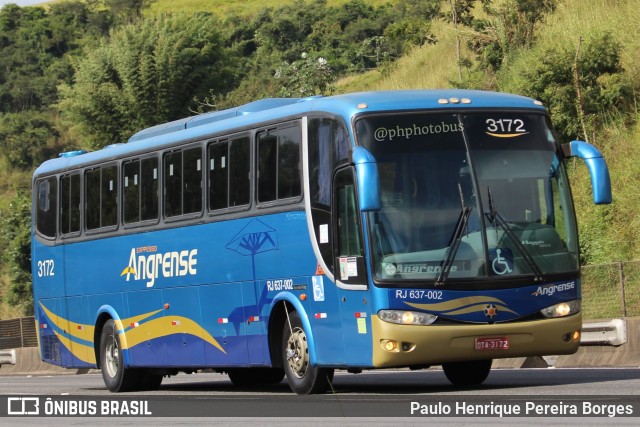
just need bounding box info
[286,327,308,378]
[105,337,119,378]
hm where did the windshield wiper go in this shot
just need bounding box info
[435,206,472,286]
[486,187,545,282]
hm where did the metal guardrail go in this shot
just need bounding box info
[581,319,627,346]
[0,349,16,365]
[0,317,37,350]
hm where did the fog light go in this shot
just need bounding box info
[573,330,581,342]
[382,339,398,352]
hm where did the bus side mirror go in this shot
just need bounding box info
[351,147,381,212]
[562,140,612,205]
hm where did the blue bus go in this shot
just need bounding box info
[32,90,611,394]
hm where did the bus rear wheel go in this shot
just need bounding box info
[442,359,492,387]
[281,311,334,394]
[99,319,141,392]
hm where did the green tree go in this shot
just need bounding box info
[106,0,155,24]
[520,33,632,142]
[469,0,557,71]
[1,191,33,315]
[275,53,335,97]
[59,13,236,148]
[0,111,58,168]
[0,2,102,114]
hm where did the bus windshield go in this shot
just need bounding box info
[356,111,579,287]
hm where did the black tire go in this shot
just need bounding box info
[281,311,334,394]
[228,367,285,386]
[99,319,141,392]
[442,359,492,387]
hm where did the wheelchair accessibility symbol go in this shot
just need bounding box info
[312,276,325,301]
[490,248,513,275]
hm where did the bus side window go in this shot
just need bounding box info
[102,165,118,227]
[165,151,182,217]
[85,168,101,229]
[36,176,57,238]
[229,136,250,207]
[257,130,278,203]
[164,146,202,218]
[60,174,80,235]
[257,124,301,204]
[278,125,301,199]
[123,159,141,223]
[183,147,202,214]
[334,167,367,286]
[209,140,229,210]
[307,117,351,275]
[141,157,159,221]
[335,168,362,257]
[85,164,118,230]
[124,157,158,223]
[209,135,251,211]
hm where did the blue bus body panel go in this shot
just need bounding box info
[33,211,346,369]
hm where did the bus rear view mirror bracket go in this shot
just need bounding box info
[350,147,381,212]
[562,140,612,205]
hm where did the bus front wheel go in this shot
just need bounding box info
[442,359,492,387]
[281,311,334,394]
[99,319,141,392]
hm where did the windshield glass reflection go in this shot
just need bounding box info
[356,112,578,288]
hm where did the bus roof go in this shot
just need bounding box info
[34,89,545,177]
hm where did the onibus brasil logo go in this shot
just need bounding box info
[121,246,198,288]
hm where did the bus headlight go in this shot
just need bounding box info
[378,310,437,325]
[540,299,581,318]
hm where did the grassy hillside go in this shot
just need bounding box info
[146,0,392,17]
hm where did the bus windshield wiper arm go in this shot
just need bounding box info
[435,206,472,286]
[486,187,545,282]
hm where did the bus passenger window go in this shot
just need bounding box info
[229,136,250,207]
[210,136,250,212]
[209,141,229,210]
[123,160,141,223]
[257,124,301,204]
[60,174,80,234]
[85,165,118,230]
[183,147,202,214]
[124,157,158,224]
[140,157,158,221]
[278,126,301,199]
[258,131,278,202]
[101,165,118,227]
[164,147,202,218]
[36,177,57,238]
[85,168,101,230]
[165,151,182,217]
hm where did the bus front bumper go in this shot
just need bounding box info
[371,314,581,368]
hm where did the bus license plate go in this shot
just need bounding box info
[475,336,510,351]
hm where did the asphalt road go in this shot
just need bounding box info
[2,368,640,426]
